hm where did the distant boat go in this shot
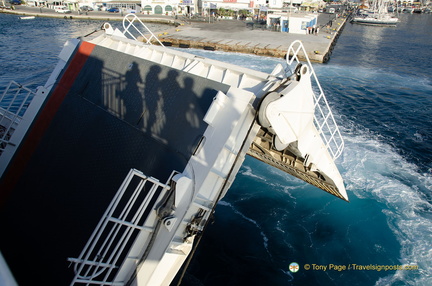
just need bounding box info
[20,16,35,20]
[403,7,414,14]
[413,7,423,14]
[351,14,398,26]
[352,0,398,26]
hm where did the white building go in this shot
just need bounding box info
[25,0,324,20]
[136,0,320,16]
[204,0,253,10]
[140,0,179,15]
[267,11,317,34]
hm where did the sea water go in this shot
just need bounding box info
[1,13,431,286]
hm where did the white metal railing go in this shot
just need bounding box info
[0,81,34,155]
[286,40,344,159]
[68,169,174,285]
[122,14,165,46]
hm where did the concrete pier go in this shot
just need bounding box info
[156,15,348,63]
[1,6,348,63]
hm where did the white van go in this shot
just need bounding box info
[54,6,71,13]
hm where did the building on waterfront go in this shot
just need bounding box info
[22,0,326,19]
[267,11,317,33]
[28,0,90,10]
[104,0,144,12]
[42,0,79,10]
[26,0,47,6]
[140,0,182,15]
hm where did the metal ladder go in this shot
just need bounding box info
[287,40,344,159]
[122,13,165,46]
[68,169,175,285]
[0,81,34,156]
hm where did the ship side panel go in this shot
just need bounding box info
[0,41,94,207]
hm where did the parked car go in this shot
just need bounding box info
[107,7,120,13]
[96,5,106,11]
[80,5,94,12]
[9,0,21,5]
[54,6,72,14]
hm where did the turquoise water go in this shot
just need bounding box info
[1,13,431,286]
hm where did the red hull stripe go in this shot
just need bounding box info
[0,41,96,206]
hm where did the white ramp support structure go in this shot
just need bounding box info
[248,40,347,201]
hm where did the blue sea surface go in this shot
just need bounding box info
[1,13,431,286]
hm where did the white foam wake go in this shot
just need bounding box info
[341,129,432,286]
